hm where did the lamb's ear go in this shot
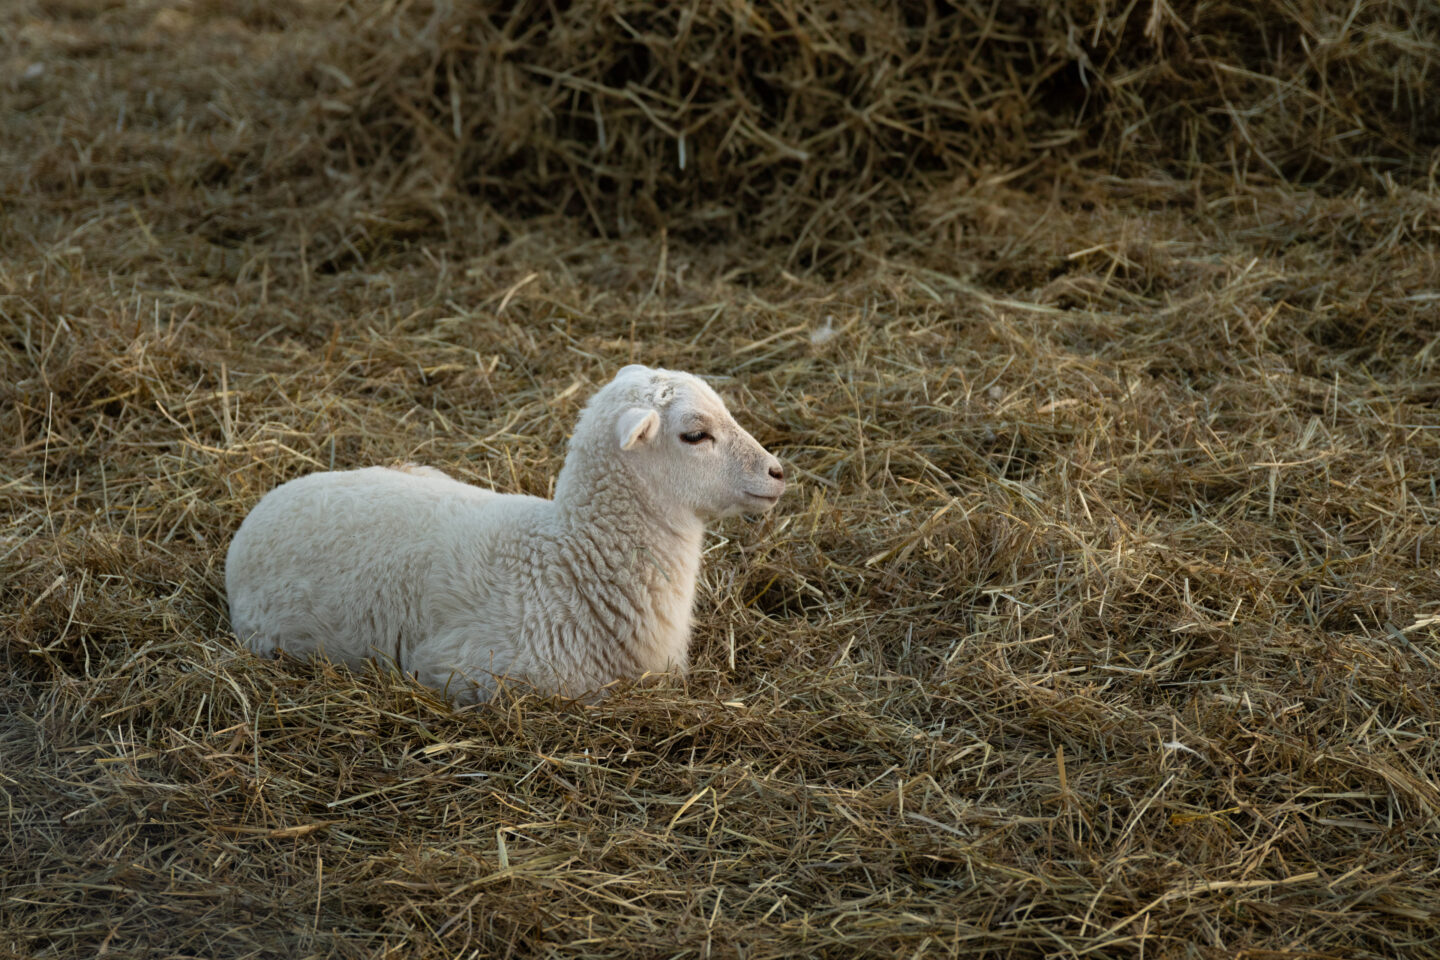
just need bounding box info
[616,407,660,450]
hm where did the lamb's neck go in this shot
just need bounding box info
[552,453,704,574]
[547,450,705,678]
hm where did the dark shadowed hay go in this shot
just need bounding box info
[5,0,1438,274]
[3,1,1440,958]
[307,0,1440,269]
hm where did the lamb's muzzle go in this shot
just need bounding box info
[223,365,785,703]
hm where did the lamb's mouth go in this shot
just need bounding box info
[745,491,781,503]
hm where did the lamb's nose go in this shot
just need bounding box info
[769,464,785,481]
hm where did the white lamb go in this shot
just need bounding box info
[224,365,786,702]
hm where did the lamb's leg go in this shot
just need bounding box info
[241,631,282,658]
[408,633,498,705]
[241,629,374,670]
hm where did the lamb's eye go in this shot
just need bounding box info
[680,430,712,445]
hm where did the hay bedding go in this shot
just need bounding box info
[3,0,1440,957]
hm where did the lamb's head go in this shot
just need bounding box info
[564,365,786,521]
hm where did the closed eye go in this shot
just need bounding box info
[679,430,712,444]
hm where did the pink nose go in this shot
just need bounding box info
[769,465,784,481]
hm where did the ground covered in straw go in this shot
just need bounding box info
[4,2,1440,958]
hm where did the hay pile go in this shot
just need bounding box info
[311,0,1440,266]
[6,0,1436,271]
[4,0,1440,957]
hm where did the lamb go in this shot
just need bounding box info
[224,365,786,702]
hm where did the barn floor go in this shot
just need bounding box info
[4,2,1440,958]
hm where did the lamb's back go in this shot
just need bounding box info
[225,466,531,668]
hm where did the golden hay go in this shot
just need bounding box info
[4,1,1440,958]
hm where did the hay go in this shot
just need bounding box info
[7,0,1437,271]
[305,0,1440,268]
[5,0,1440,957]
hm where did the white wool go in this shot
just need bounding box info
[224,365,785,702]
